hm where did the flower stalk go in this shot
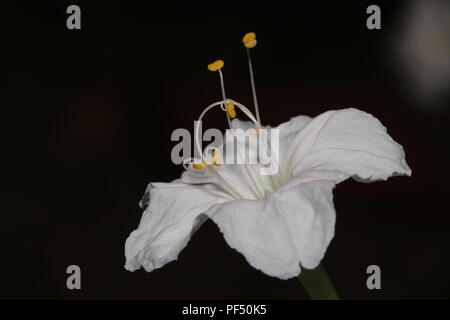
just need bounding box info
[298,263,340,300]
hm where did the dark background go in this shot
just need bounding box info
[2,1,449,299]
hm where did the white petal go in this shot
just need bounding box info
[282,108,411,183]
[230,118,256,131]
[207,180,336,279]
[275,115,313,181]
[182,164,259,200]
[181,169,217,185]
[125,181,231,272]
[276,114,312,136]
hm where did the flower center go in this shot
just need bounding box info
[183,33,281,200]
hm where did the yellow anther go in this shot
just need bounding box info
[207,60,224,72]
[243,32,256,43]
[192,160,210,170]
[226,101,236,118]
[193,163,204,170]
[212,152,222,166]
[243,32,257,48]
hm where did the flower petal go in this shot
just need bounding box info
[282,108,411,183]
[125,181,231,272]
[276,114,312,137]
[207,180,336,279]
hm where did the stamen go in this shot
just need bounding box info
[229,100,259,126]
[189,56,268,199]
[242,32,261,125]
[242,35,281,191]
[194,100,231,161]
[226,102,236,118]
[207,60,224,72]
[192,99,262,199]
[193,163,205,170]
[193,99,243,199]
[191,160,211,170]
[208,60,232,128]
[242,32,257,48]
[194,100,259,160]
[184,37,283,200]
[211,151,222,166]
[218,69,232,128]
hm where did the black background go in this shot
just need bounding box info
[2,1,449,299]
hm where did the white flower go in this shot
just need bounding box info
[125,107,411,280]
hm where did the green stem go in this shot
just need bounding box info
[298,263,340,300]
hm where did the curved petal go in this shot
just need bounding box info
[125,181,231,272]
[275,115,313,181]
[283,108,411,183]
[207,180,336,279]
[276,114,312,137]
